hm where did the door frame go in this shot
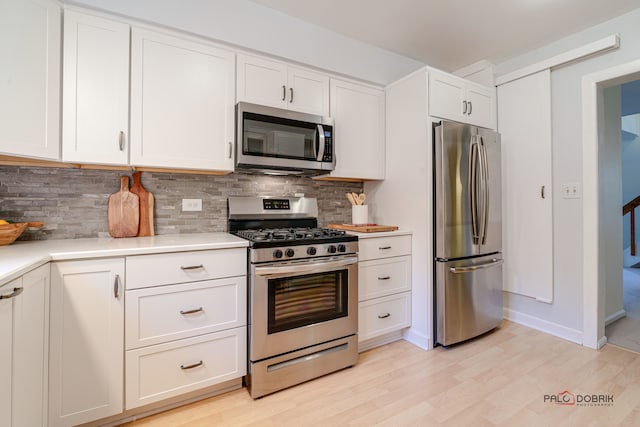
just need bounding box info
[582,59,640,349]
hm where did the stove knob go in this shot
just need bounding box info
[328,245,337,254]
[285,248,295,258]
[307,247,317,255]
[337,244,347,253]
[273,249,283,259]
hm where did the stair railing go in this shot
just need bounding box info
[623,195,640,256]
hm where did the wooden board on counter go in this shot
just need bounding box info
[328,224,399,233]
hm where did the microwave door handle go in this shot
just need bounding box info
[316,124,326,161]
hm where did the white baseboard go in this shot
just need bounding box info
[605,309,626,326]
[503,307,583,345]
[598,335,608,350]
[402,327,431,350]
[358,331,404,353]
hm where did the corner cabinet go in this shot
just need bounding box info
[322,79,385,180]
[0,264,50,427]
[237,53,330,116]
[130,28,236,172]
[0,0,60,160]
[62,9,130,165]
[429,69,496,130]
[357,233,412,351]
[49,258,125,427]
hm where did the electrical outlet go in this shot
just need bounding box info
[562,183,581,199]
[182,198,202,212]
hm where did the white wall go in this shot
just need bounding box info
[66,0,424,86]
[495,8,640,338]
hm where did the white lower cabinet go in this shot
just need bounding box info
[125,249,247,409]
[49,258,125,427]
[357,233,412,350]
[125,327,246,409]
[0,264,50,427]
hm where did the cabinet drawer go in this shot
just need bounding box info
[358,292,411,341]
[358,235,411,261]
[126,248,246,289]
[126,276,246,350]
[125,326,246,409]
[359,256,411,301]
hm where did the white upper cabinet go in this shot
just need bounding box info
[237,54,330,116]
[62,10,130,165]
[429,69,496,129]
[0,0,60,160]
[130,28,235,172]
[324,79,385,180]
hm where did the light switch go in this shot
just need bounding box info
[562,183,580,199]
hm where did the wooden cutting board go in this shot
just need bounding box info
[328,224,399,233]
[108,176,140,238]
[130,171,154,236]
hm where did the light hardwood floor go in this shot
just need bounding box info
[122,321,640,426]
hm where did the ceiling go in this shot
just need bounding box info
[250,0,640,72]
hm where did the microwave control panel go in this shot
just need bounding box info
[323,130,333,162]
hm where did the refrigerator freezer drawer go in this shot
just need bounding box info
[436,254,503,346]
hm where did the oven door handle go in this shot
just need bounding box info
[254,256,357,277]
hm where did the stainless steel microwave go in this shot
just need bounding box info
[235,102,334,175]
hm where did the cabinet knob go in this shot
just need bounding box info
[113,274,120,299]
[468,101,472,115]
[282,85,286,101]
[289,87,294,103]
[378,313,391,319]
[462,100,468,114]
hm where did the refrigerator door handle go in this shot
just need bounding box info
[449,258,503,274]
[469,135,480,244]
[479,136,490,245]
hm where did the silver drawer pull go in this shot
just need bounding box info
[180,307,204,315]
[378,313,391,319]
[180,360,204,370]
[378,246,392,250]
[0,287,23,300]
[377,276,391,280]
[180,264,204,271]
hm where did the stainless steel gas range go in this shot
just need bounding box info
[228,196,359,399]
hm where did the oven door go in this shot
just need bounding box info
[250,255,358,362]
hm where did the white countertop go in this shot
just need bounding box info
[0,233,249,287]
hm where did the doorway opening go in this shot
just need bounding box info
[606,79,640,352]
[582,60,640,349]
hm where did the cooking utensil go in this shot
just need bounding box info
[346,192,357,205]
[130,171,154,237]
[357,193,366,205]
[108,176,140,238]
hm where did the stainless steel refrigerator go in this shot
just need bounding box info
[433,120,503,346]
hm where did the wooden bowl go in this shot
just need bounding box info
[0,222,44,246]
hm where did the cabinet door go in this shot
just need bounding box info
[12,264,49,427]
[131,28,235,171]
[49,258,125,427]
[465,82,496,129]
[429,70,466,123]
[287,66,329,116]
[62,10,130,165]
[327,79,385,180]
[0,0,60,160]
[237,54,287,109]
[498,69,553,303]
[0,279,19,427]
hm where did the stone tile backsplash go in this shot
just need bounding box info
[0,166,363,241]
